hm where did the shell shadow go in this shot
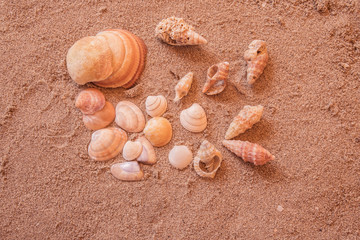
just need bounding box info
[250,57,275,95]
[250,161,288,183]
[234,118,273,142]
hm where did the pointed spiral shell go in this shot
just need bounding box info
[244,40,268,84]
[180,103,207,133]
[75,88,106,115]
[202,62,229,95]
[82,101,115,130]
[143,117,172,147]
[111,161,144,181]
[115,101,145,133]
[145,95,167,117]
[193,140,222,178]
[168,145,193,170]
[174,72,193,102]
[136,137,156,165]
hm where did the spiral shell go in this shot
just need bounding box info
[225,105,264,140]
[180,103,207,133]
[88,127,127,161]
[111,161,144,181]
[136,137,156,165]
[222,140,274,165]
[244,40,268,84]
[75,88,106,115]
[122,141,143,161]
[168,145,193,170]
[143,117,172,147]
[83,101,115,130]
[202,62,229,95]
[193,140,222,178]
[174,72,193,102]
[155,17,207,46]
[145,95,167,117]
[115,101,145,133]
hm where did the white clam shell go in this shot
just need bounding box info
[180,103,207,132]
[115,101,145,132]
[110,161,144,181]
[122,141,143,161]
[136,137,156,165]
[168,145,193,170]
[145,95,167,117]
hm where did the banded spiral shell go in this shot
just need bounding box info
[122,141,143,161]
[193,140,222,178]
[75,88,106,115]
[168,145,193,170]
[202,62,229,95]
[174,72,193,102]
[115,101,145,133]
[244,40,268,84]
[180,103,207,133]
[88,127,127,161]
[143,117,172,147]
[136,137,156,165]
[145,95,167,117]
[83,101,115,130]
[111,161,144,181]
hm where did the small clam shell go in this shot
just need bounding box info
[168,145,193,170]
[115,101,145,132]
[136,137,156,165]
[88,127,127,161]
[143,117,172,147]
[111,161,144,181]
[75,88,106,115]
[174,72,193,102]
[244,40,268,84]
[202,62,229,95]
[122,141,143,161]
[180,103,207,133]
[193,140,222,178]
[83,101,115,130]
[145,95,167,117]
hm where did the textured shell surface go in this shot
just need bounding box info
[136,137,156,165]
[115,101,145,132]
[168,145,193,170]
[75,88,106,115]
[174,72,193,102]
[122,141,143,161]
[180,103,207,133]
[225,105,264,140]
[143,117,172,147]
[110,161,144,181]
[155,17,207,46]
[88,127,127,161]
[83,101,115,130]
[193,140,222,178]
[202,62,229,95]
[222,140,275,165]
[244,40,268,84]
[145,95,167,117]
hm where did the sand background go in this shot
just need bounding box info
[1,0,359,239]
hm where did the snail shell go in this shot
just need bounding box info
[202,62,229,95]
[193,140,222,178]
[122,141,143,161]
[174,72,193,102]
[136,137,156,165]
[111,161,144,181]
[83,101,115,130]
[145,95,167,117]
[143,117,172,147]
[75,88,106,115]
[244,40,268,84]
[180,103,207,133]
[115,101,145,133]
[168,145,193,170]
[88,127,127,161]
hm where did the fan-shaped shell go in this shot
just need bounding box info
[174,72,193,102]
[111,161,144,181]
[75,88,106,115]
[193,140,222,178]
[180,103,207,133]
[145,95,167,117]
[122,141,143,161]
[244,40,268,84]
[88,127,127,161]
[143,117,172,147]
[83,101,115,130]
[136,137,156,165]
[202,62,229,95]
[115,101,145,133]
[168,145,193,170]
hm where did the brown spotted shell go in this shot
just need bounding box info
[75,88,106,115]
[83,101,115,130]
[202,62,229,95]
[244,40,268,84]
[115,101,145,133]
[193,140,222,178]
[111,161,144,181]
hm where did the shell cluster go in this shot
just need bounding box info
[145,95,167,117]
[244,40,268,84]
[180,103,207,133]
[174,72,193,102]
[202,62,230,95]
[193,140,223,178]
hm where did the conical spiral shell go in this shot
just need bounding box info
[83,101,115,130]
[193,140,222,178]
[122,141,143,161]
[88,127,127,161]
[115,101,145,133]
[136,137,156,165]
[180,103,207,133]
[168,145,193,170]
[111,161,144,181]
[202,62,229,95]
[174,72,193,102]
[225,105,264,140]
[75,88,106,115]
[145,95,167,117]
[244,40,268,84]
[222,140,275,166]
[143,117,172,147]
[155,17,207,46]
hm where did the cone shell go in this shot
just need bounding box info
[83,101,115,130]
[202,62,229,95]
[225,105,264,140]
[143,117,172,147]
[145,95,167,117]
[136,137,156,165]
[111,161,144,181]
[223,140,275,165]
[75,88,106,115]
[115,101,145,133]
[155,17,207,46]
[180,103,207,133]
[122,141,143,161]
[168,145,193,170]
[244,40,268,84]
[88,127,127,161]
[174,72,193,102]
[193,140,222,178]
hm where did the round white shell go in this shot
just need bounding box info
[180,103,207,132]
[168,145,193,170]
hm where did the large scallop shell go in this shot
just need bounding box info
[88,127,127,161]
[155,17,207,46]
[122,141,143,161]
[225,105,264,140]
[83,101,115,130]
[145,95,167,117]
[174,72,193,102]
[75,88,106,115]
[168,145,193,170]
[222,140,274,165]
[115,101,145,133]
[180,103,207,133]
[244,40,268,84]
[193,140,222,178]
[143,117,172,147]
[111,161,144,181]
[136,137,156,165]
[202,62,229,95]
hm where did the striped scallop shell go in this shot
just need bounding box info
[180,103,207,133]
[202,62,229,95]
[174,72,193,102]
[143,117,172,147]
[75,88,105,115]
[145,95,167,117]
[115,101,145,133]
[193,140,222,178]
[244,40,268,84]
[83,101,115,130]
[122,141,143,161]
[111,161,144,181]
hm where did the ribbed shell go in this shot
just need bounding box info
[174,72,193,102]
[193,140,222,178]
[115,101,145,133]
[143,117,172,147]
[75,88,106,115]
[168,145,193,170]
[122,141,143,161]
[202,62,229,95]
[145,95,167,117]
[244,40,268,84]
[136,137,156,165]
[111,161,144,181]
[180,103,207,133]
[83,101,115,130]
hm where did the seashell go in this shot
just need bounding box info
[136,137,156,165]
[180,103,207,133]
[168,145,193,170]
[222,140,275,165]
[225,105,264,140]
[88,127,127,161]
[75,88,106,114]
[202,62,229,95]
[145,95,167,117]
[174,72,193,102]
[143,117,172,147]
[83,101,115,130]
[244,40,268,84]
[155,17,207,46]
[110,161,144,181]
[193,140,222,178]
[115,101,145,133]
[122,141,143,161]
[66,29,147,88]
